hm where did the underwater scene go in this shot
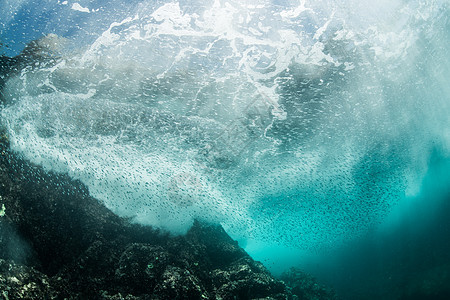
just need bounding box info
[1,0,449,299]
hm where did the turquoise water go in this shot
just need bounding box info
[1,0,450,297]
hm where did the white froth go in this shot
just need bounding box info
[71,3,90,13]
[1,0,449,251]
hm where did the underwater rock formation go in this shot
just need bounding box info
[280,268,337,300]
[0,259,57,299]
[0,129,336,299]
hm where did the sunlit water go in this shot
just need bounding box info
[1,0,450,296]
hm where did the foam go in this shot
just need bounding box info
[71,3,90,13]
[1,0,449,252]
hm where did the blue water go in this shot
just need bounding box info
[1,0,450,298]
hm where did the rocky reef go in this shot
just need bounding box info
[0,124,337,299]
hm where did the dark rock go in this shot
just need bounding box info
[153,265,208,299]
[212,257,288,300]
[0,120,335,299]
[115,244,171,294]
[0,129,297,299]
[280,268,338,300]
[185,220,248,268]
[0,258,57,299]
